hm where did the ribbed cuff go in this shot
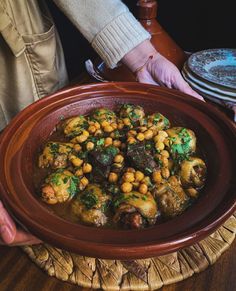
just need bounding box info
[92,12,150,69]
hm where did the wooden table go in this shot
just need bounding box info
[0,74,235,291]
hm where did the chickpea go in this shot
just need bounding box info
[153,135,160,143]
[108,172,118,183]
[117,122,124,130]
[105,137,113,146]
[88,125,96,134]
[113,140,121,147]
[139,183,148,195]
[82,130,90,137]
[86,141,95,151]
[126,167,136,173]
[123,117,131,126]
[104,125,114,133]
[162,156,169,167]
[75,168,83,176]
[73,144,82,152]
[80,176,89,190]
[70,155,83,167]
[83,163,92,173]
[94,121,100,129]
[155,141,165,151]
[101,120,109,128]
[123,172,135,183]
[128,130,137,137]
[136,132,145,141]
[144,129,153,140]
[110,132,115,138]
[127,136,136,144]
[135,171,144,182]
[160,150,170,158]
[114,154,124,163]
[121,182,133,193]
[161,167,170,179]
[76,134,88,143]
[152,170,162,184]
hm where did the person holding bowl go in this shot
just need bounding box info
[0,0,202,246]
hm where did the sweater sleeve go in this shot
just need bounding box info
[52,0,150,68]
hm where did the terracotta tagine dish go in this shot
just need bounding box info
[0,83,236,260]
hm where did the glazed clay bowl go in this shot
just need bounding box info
[0,82,236,260]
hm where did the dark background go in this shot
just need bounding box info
[48,0,236,80]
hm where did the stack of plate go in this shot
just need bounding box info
[182,48,236,115]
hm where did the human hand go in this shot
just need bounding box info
[0,201,41,246]
[122,40,204,101]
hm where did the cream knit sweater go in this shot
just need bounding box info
[53,0,150,68]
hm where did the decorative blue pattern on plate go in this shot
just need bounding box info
[182,70,236,102]
[182,64,236,97]
[188,48,236,89]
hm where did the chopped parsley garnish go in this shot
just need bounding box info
[50,173,62,186]
[97,138,105,146]
[80,190,99,209]
[63,177,69,184]
[153,113,161,125]
[68,176,79,197]
[163,117,170,128]
[49,142,59,154]
[145,167,153,174]
[105,146,119,157]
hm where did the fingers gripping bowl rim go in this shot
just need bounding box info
[0,82,235,259]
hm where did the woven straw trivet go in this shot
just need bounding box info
[22,212,236,290]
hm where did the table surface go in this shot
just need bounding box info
[0,73,235,291]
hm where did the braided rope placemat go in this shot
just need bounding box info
[22,213,236,290]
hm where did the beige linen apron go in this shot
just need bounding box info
[0,0,68,131]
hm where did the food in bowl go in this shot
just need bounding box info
[35,103,207,229]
